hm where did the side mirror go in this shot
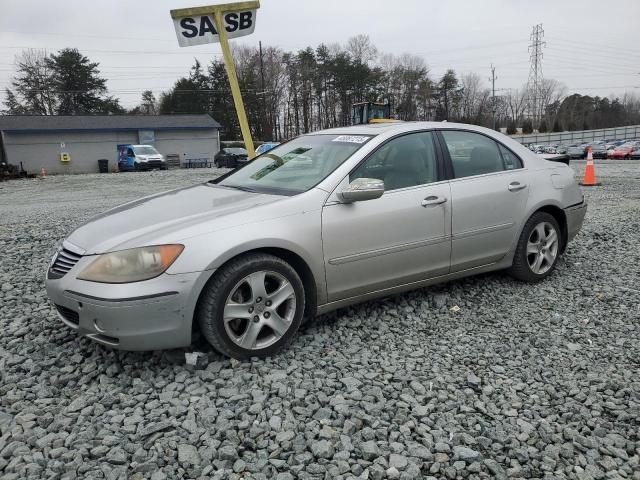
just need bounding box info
[338,177,384,203]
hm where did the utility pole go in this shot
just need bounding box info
[490,64,497,130]
[526,24,546,125]
[258,40,268,140]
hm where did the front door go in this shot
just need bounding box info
[438,130,530,272]
[322,131,451,302]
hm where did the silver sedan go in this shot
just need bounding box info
[46,122,587,359]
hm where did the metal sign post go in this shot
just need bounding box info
[170,1,260,157]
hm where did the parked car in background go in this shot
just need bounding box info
[117,144,167,172]
[608,143,639,159]
[630,148,640,159]
[46,122,587,359]
[255,142,281,156]
[214,147,249,168]
[544,145,557,154]
[590,144,608,159]
[556,145,568,154]
[567,145,586,159]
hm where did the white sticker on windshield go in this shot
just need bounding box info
[332,135,369,144]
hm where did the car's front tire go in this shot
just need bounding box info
[508,212,562,283]
[196,253,305,359]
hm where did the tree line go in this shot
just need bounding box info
[4,39,640,141]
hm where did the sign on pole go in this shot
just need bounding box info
[170,1,259,157]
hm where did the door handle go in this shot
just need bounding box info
[508,182,527,192]
[421,195,447,207]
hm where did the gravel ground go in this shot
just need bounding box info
[0,161,639,480]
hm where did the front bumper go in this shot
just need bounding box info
[565,200,587,243]
[137,160,167,170]
[45,252,212,350]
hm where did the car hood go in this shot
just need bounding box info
[137,154,164,161]
[67,184,285,254]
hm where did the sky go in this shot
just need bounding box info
[1,0,639,109]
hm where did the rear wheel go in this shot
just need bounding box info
[508,212,561,282]
[197,253,305,359]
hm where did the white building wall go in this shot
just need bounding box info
[3,129,219,174]
[154,129,219,166]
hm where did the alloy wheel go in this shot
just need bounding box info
[526,221,559,275]
[223,270,297,350]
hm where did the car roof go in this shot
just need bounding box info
[309,121,501,136]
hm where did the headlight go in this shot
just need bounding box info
[77,244,184,283]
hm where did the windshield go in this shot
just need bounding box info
[216,134,372,195]
[133,146,159,156]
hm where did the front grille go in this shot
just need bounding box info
[49,248,82,279]
[55,304,79,326]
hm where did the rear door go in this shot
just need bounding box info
[437,130,529,272]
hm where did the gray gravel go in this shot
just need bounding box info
[1,161,639,479]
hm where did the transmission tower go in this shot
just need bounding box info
[526,24,546,124]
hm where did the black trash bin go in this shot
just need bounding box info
[98,159,109,173]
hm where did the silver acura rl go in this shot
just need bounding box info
[46,122,587,359]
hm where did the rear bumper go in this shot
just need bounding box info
[565,201,587,243]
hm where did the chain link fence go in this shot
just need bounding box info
[511,125,640,145]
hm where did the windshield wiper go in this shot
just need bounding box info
[219,184,260,193]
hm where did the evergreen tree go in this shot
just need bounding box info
[46,48,121,114]
[538,120,548,133]
[552,119,563,132]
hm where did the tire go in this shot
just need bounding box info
[508,212,562,283]
[214,160,221,168]
[196,253,305,359]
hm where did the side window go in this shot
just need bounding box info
[498,144,523,170]
[441,130,505,178]
[350,132,439,191]
[127,148,134,157]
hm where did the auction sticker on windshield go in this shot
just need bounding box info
[332,135,370,144]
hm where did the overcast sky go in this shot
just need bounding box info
[1,0,639,109]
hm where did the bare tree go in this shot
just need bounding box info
[345,35,378,64]
[458,72,490,122]
[504,88,528,123]
[3,49,57,115]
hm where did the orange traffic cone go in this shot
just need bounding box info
[39,167,46,178]
[580,147,600,186]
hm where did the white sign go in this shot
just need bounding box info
[173,10,257,47]
[332,135,370,144]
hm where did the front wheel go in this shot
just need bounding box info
[508,212,561,282]
[196,253,305,359]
